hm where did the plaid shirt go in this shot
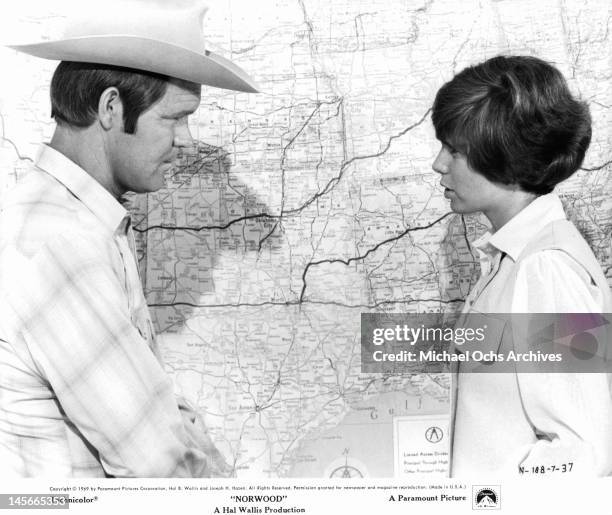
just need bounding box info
[0,145,219,477]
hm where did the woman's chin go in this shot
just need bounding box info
[448,198,474,215]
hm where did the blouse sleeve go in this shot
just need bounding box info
[510,249,612,475]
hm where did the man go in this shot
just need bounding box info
[0,1,258,477]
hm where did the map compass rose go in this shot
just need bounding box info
[328,448,365,478]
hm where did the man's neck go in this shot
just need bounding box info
[49,125,122,198]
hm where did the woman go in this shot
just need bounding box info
[431,55,612,476]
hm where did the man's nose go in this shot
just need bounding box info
[173,121,195,150]
[432,148,449,175]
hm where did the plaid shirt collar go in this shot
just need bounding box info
[34,144,128,234]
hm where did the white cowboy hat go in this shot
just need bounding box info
[7,0,259,93]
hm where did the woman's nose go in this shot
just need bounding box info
[432,148,449,174]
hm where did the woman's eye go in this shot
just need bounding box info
[444,143,459,156]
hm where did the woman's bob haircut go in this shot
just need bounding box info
[432,55,591,195]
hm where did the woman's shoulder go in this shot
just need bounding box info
[513,247,611,313]
[518,218,607,287]
[519,219,590,257]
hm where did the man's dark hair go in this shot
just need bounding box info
[50,61,169,134]
[431,55,591,194]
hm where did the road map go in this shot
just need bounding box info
[0,0,610,477]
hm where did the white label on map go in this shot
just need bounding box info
[393,414,449,477]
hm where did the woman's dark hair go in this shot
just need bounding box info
[50,61,169,134]
[431,55,591,194]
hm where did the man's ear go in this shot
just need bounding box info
[98,87,122,131]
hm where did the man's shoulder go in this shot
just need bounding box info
[1,167,109,255]
[3,166,80,215]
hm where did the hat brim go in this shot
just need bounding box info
[9,35,259,93]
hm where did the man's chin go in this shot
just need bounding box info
[144,170,170,193]
[130,180,167,194]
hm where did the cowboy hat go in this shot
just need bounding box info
[7,1,259,93]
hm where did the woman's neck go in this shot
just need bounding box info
[484,189,539,232]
